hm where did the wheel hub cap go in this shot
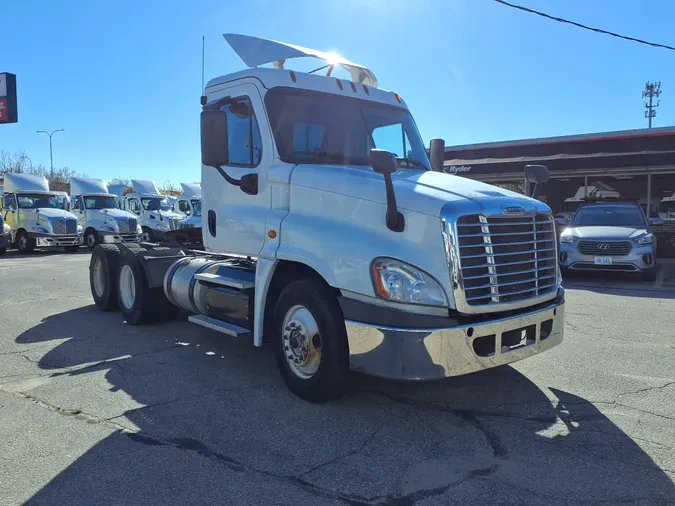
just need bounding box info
[282,305,321,379]
[92,258,105,298]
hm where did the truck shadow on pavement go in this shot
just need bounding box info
[16,306,675,505]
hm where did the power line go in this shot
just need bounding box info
[493,0,675,52]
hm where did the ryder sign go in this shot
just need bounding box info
[0,73,18,124]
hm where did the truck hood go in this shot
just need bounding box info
[90,208,136,220]
[146,210,183,220]
[563,226,648,240]
[291,165,549,217]
[32,208,77,220]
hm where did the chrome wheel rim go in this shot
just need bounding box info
[18,235,26,250]
[119,264,136,310]
[93,257,105,298]
[87,232,97,248]
[141,231,151,242]
[282,305,321,379]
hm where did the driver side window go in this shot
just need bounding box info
[129,199,140,214]
[178,200,191,216]
[372,123,412,159]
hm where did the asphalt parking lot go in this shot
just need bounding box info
[1,251,674,505]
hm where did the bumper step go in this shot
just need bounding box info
[188,314,250,337]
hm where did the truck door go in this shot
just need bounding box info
[202,83,273,256]
[128,198,141,216]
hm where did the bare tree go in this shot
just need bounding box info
[0,150,83,185]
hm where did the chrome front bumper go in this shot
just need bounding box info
[346,301,564,380]
[32,234,83,248]
[101,233,141,244]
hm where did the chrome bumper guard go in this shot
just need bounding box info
[34,235,83,248]
[346,301,564,380]
[101,233,141,244]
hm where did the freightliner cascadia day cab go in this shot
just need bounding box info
[70,177,142,249]
[2,173,83,253]
[176,183,202,229]
[87,34,565,402]
[116,180,185,242]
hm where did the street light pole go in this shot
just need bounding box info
[36,128,65,179]
[19,155,33,171]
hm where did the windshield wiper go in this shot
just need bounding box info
[396,157,427,170]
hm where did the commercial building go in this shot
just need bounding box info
[442,126,675,257]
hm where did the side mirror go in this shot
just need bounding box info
[429,138,446,172]
[370,149,398,175]
[525,164,549,184]
[556,217,568,227]
[650,217,664,226]
[201,110,229,167]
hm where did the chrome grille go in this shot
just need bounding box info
[66,219,77,234]
[179,222,195,229]
[116,218,131,233]
[168,218,180,230]
[51,218,66,235]
[128,218,137,231]
[578,240,631,256]
[456,213,558,306]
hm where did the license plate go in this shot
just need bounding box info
[594,256,612,265]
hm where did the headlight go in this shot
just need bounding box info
[32,226,50,234]
[560,234,579,244]
[136,225,142,233]
[371,258,446,306]
[156,224,169,232]
[635,233,653,244]
[77,225,84,233]
[3,223,10,234]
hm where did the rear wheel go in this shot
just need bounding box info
[117,247,178,324]
[85,228,99,250]
[17,231,35,253]
[272,278,350,403]
[89,244,122,311]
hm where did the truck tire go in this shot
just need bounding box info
[116,247,178,324]
[272,278,350,403]
[16,231,35,253]
[140,227,153,243]
[85,228,99,250]
[642,267,657,282]
[89,244,122,311]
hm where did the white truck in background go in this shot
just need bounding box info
[87,34,564,402]
[115,180,185,242]
[70,177,142,249]
[0,185,10,255]
[2,173,83,253]
[659,193,675,219]
[176,183,202,229]
[555,183,621,220]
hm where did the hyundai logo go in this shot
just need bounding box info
[597,243,610,250]
[503,206,525,214]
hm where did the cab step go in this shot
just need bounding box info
[188,314,251,337]
[194,271,255,290]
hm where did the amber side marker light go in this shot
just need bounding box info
[268,230,277,239]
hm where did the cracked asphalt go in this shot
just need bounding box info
[1,252,674,505]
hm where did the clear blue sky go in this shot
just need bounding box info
[1,0,674,184]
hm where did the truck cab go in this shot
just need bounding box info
[659,193,675,219]
[176,183,202,229]
[0,185,10,255]
[88,34,564,402]
[116,180,184,242]
[2,173,83,253]
[70,177,142,249]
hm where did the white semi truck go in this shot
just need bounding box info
[87,34,564,402]
[176,183,202,229]
[0,185,10,255]
[116,180,185,242]
[2,173,83,253]
[70,177,142,249]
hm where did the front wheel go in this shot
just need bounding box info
[140,227,153,243]
[85,228,99,250]
[272,278,350,403]
[16,231,34,253]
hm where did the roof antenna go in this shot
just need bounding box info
[200,36,207,106]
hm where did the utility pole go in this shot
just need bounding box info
[36,128,65,180]
[642,81,661,128]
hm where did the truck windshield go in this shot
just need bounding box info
[84,196,117,210]
[572,206,646,227]
[265,87,431,170]
[141,198,170,211]
[191,200,202,217]
[16,194,59,209]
